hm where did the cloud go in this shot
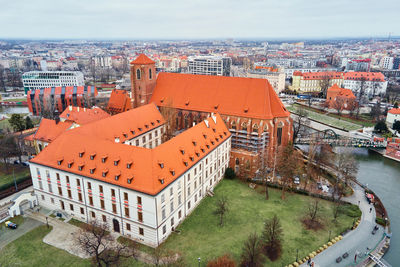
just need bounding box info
[0,0,398,39]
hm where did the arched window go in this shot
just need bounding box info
[235,158,240,165]
[184,114,189,129]
[149,68,152,80]
[241,122,248,131]
[231,121,236,130]
[252,123,259,133]
[136,69,141,80]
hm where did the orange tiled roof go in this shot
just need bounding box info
[301,72,343,80]
[130,54,155,65]
[150,72,289,120]
[72,103,165,144]
[328,84,356,99]
[30,113,230,195]
[255,66,278,72]
[388,108,400,115]
[106,89,132,114]
[33,119,73,143]
[60,106,111,125]
[343,72,385,82]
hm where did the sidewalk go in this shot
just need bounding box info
[301,184,384,267]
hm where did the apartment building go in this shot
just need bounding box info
[247,66,286,93]
[188,55,231,76]
[22,71,84,94]
[30,113,231,247]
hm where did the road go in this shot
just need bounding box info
[0,217,43,250]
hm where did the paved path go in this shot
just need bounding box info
[301,183,384,267]
[0,216,42,249]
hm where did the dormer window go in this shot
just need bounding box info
[196,152,200,157]
[138,127,142,131]
[190,156,194,161]
[115,174,120,181]
[90,153,96,160]
[192,140,197,146]
[203,134,207,139]
[90,167,96,174]
[170,169,175,176]
[156,119,160,123]
[102,156,107,163]
[79,151,85,157]
[114,159,120,166]
[127,177,133,184]
[180,149,185,155]
[78,164,84,171]
[201,148,205,153]
[206,144,210,149]
[57,158,63,165]
[145,124,149,128]
[219,134,223,139]
[212,128,216,133]
[127,161,132,169]
[102,169,108,177]
[123,133,128,138]
[68,160,74,168]
[183,160,188,167]
[130,130,135,135]
[159,178,164,184]
[151,122,155,126]
[158,162,164,169]
[216,137,219,142]
[211,141,215,145]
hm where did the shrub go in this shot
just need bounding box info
[376,217,387,226]
[224,167,236,180]
[207,254,236,267]
[340,204,362,218]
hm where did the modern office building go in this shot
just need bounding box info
[22,71,84,94]
[188,55,231,76]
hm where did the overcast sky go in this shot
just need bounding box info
[0,0,398,40]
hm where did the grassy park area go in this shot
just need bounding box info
[0,179,359,266]
[287,104,363,131]
[0,163,30,190]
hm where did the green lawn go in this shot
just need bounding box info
[0,225,90,267]
[287,105,362,131]
[0,118,10,130]
[160,179,358,266]
[0,163,30,190]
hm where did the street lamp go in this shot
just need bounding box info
[46,216,49,228]
[328,230,331,241]
[197,257,201,267]
[296,248,299,262]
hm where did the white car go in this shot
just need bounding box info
[294,177,300,185]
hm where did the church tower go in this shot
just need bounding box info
[130,54,156,108]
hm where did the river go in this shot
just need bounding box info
[352,148,400,265]
[0,106,30,115]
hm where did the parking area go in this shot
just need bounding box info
[0,216,43,249]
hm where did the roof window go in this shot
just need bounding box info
[130,130,135,135]
[102,155,108,163]
[90,167,96,174]
[183,160,188,167]
[68,160,74,168]
[180,148,185,155]
[102,169,108,177]
[127,177,133,184]
[159,178,165,184]
[79,150,85,157]
[115,174,120,181]
[114,159,120,166]
[158,162,164,169]
[170,169,175,176]
[57,157,63,165]
[90,153,96,160]
[127,161,133,169]
[78,163,84,171]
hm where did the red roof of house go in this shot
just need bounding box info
[150,72,289,120]
[301,72,343,80]
[388,108,400,115]
[33,119,73,143]
[74,103,165,144]
[60,106,111,125]
[130,54,155,65]
[107,89,132,114]
[343,72,385,82]
[327,84,356,99]
[31,113,230,195]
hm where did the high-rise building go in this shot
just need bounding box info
[188,56,231,76]
[22,71,84,94]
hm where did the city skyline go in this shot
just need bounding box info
[1,0,399,39]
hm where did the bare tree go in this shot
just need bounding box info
[319,74,331,98]
[0,133,18,172]
[370,101,382,121]
[240,233,264,267]
[332,97,345,115]
[214,195,229,226]
[303,140,318,191]
[261,215,283,261]
[347,98,358,118]
[276,144,302,199]
[76,220,135,267]
[336,151,359,186]
[292,105,309,142]
[307,199,321,223]
[356,77,367,118]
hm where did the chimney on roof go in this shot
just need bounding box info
[54,109,60,124]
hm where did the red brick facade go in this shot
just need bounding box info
[130,55,156,108]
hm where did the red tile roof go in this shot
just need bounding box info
[33,119,73,143]
[60,106,111,125]
[343,72,385,82]
[388,108,400,115]
[327,84,355,98]
[130,54,155,65]
[150,72,289,120]
[31,113,230,195]
[106,89,132,114]
[301,72,343,80]
[72,103,165,144]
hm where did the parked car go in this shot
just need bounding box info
[13,160,20,165]
[294,177,300,185]
[21,162,29,167]
[5,221,17,229]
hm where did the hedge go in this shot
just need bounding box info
[0,175,32,192]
